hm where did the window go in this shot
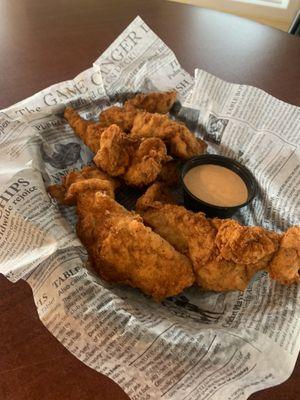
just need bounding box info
[170,0,300,31]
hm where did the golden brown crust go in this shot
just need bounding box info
[99,106,138,132]
[47,165,117,205]
[92,125,170,186]
[50,172,194,300]
[93,124,136,176]
[123,138,171,187]
[65,108,171,187]
[131,111,207,159]
[269,226,300,285]
[124,90,177,114]
[215,219,281,265]
[64,107,105,153]
[136,184,298,292]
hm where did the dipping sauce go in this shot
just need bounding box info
[183,164,248,207]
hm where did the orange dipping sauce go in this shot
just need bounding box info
[183,164,248,207]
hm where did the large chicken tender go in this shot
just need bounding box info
[124,90,177,113]
[131,112,207,159]
[49,171,195,301]
[136,183,297,292]
[96,203,195,301]
[98,90,177,131]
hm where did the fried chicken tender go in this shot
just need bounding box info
[131,112,207,159]
[99,105,138,132]
[124,90,177,114]
[64,108,170,187]
[269,226,300,285]
[136,183,299,291]
[136,183,218,286]
[47,165,118,205]
[48,170,194,301]
[64,107,105,153]
[98,91,176,132]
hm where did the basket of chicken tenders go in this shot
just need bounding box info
[0,16,299,400]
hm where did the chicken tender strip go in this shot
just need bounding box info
[136,183,298,291]
[136,183,218,284]
[131,112,207,159]
[99,105,138,132]
[269,226,300,285]
[64,107,105,153]
[48,172,194,301]
[124,90,177,114]
[47,165,118,205]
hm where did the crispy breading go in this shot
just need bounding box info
[93,124,136,177]
[64,107,105,153]
[136,183,216,277]
[124,137,171,187]
[131,112,207,159]
[215,219,280,266]
[93,124,170,186]
[99,105,138,132]
[136,183,298,291]
[269,226,300,285]
[64,109,170,187]
[48,171,195,301]
[124,90,177,113]
[47,165,118,205]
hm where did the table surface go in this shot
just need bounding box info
[0,0,299,399]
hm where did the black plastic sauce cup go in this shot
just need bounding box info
[181,154,257,218]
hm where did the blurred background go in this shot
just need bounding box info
[170,0,300,32]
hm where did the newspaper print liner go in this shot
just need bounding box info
[0,16,299,400]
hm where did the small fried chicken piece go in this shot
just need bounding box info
[99,106,138,132]
[136,183,298,292]
[64,107,105,153]
[124,91,177,114]
[93,124,136,177]
[131,112,207,159]
[47,165,118,205]
[49,173,194,301]
[204,219,281,291]
[93,124,170,186]
[269,226,300,285]
[124,137,171,187]
[215,219,280,268]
